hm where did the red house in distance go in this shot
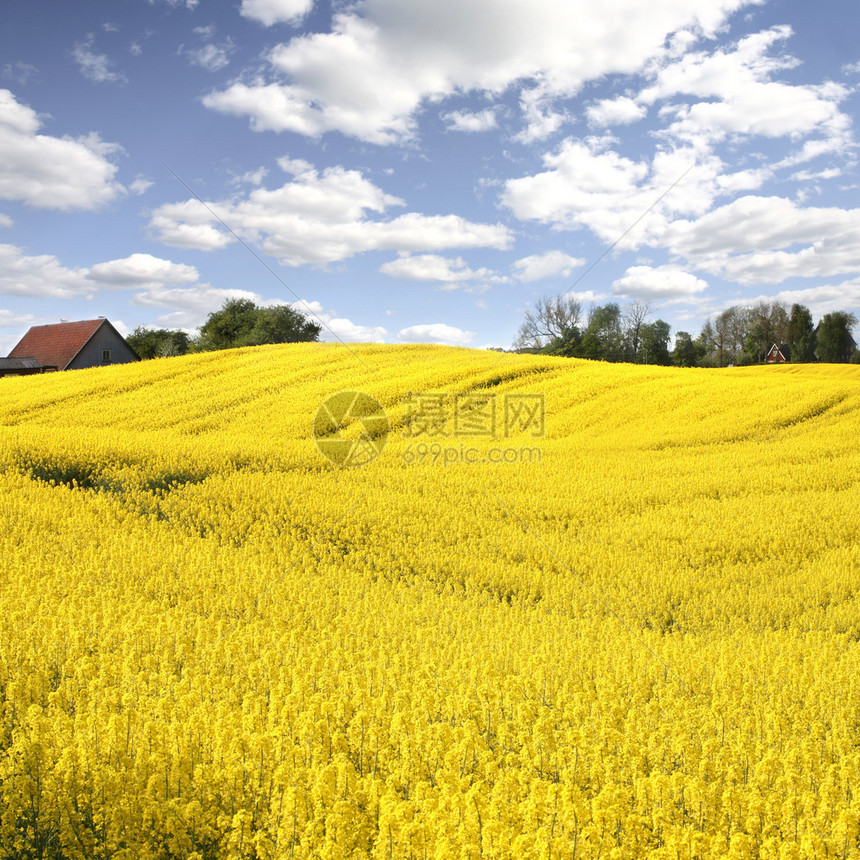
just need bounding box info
[765,343,790,363]
[5,318,139,374]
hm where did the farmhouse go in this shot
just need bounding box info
[4,318,139,374]
[765,343,790,363]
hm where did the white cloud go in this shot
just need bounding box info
[131,284,261,329]
[278,298,387,342]
[612,265,708,299]
[129,175,154,195]
[639,26,850,151]
[181,37,236,72]
[149,199,236,251]
[515,88,570,143]
[665,195,860,284]
[322,317,388,342]
[240,0,314,26]
[205,0,755,144]
[0,90,123,210]
[233,166,269,186]
[502,138,716,246]
[0,309,38,328]
[442,109,497,133]
[502,135,782,256]
[790,167,842,183]
[586,96,646,127]
[766,277,860,320]
[2,62,37,85]
[111,319,132,338]
[72,36,127,84]
[397,323,475,346]
[87,253,200,287]
[502,25,854,272]
[512,250,584,282]
[0,244,91,299]
[149,0,199,8]
[150,160,511,265]
[0,245,211,304]
[380,253,503,287]
[0,214,12,228]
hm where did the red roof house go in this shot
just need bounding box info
[765,343,790,363]
[7,319,139,372]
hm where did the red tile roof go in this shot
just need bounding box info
[8,319,107,370]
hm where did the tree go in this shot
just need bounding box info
[672,331,700,367]
[622,301,652,362]
[743,300,789,364]
[127,327,190,360]
[639,320,671,365]
[195,299,321,351]
[696,320,717,367]
[543,326,582,357]
[242,304,323,346]
[512,296,582,351]
[788,304,816,363]
[575,303,624,361]
[816,311,858,363]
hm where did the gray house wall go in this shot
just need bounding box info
[67,323,139,370]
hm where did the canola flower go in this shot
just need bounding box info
[0,343,858,859]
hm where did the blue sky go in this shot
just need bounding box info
[1,0,859,352]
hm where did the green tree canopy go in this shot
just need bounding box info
[639,320,671,365]
[816,312,858,363]
[787,304,816,363]
[126,327,190,360]
[196,299,322,351]
[672,331,700,367]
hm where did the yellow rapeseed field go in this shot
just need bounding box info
[0,343,858,860]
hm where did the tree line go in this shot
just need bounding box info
[513,297,859,366]
[127,299,321,360]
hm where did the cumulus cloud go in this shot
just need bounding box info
[181,31,236,71]
[276,298,388,342]
[512,250,584,282]
[87,253,200,287]
[639,26,851,152]
[131,284,261,329]
[766,277,860,320]
[0,245,211,304]
[586,96,647,127]
[0,309,38,328]
[380,253,504,288]
[612,265,708,299]
[665,195,860,284]
[0,90,123,210]
[503,24,853,275]
[0,244,91,299]
[397,323,475,346]
[129,176,154,195]
[72,35,127,84]
[0,214,12,228]
[204,0,755,144]
[150,159,511,265]
[240,0,314,26]
[442,109,498,133]
[501,138,724,247]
